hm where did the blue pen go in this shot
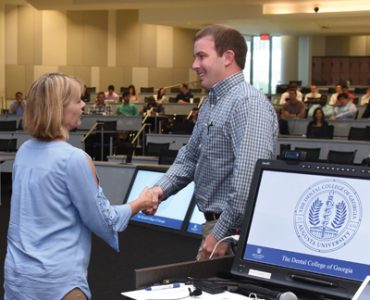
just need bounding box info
[145,283,183,291]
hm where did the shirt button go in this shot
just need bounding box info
[211,104,214,108]
[199,144,202,149]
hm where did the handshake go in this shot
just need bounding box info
[128,186,164,216]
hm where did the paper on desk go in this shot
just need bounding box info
[121,285,263,300]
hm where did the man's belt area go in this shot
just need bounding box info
[204,212,221,222]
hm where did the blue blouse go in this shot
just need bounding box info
[4,140,132,299]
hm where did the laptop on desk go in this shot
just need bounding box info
[231,159,370,299]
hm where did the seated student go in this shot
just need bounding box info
[361,99,370,118]
[142,96,164,116]
[9,92,26,116]
[104,84,119,102]
[341,85,355,103]
[116,92,138,116]
[360,87,370,106]
[328,84,342,105]
[128,84,140,103]
[279,83,303,105]
[304,85,321,102]
[281,89,306,119]
[91,92,112,115]
[182,107,199,134]
[306,107,331,138]
[176,83,194,104]
[306,95,333,118]
[329,93,358,120]
[274,107,289,135]
[154,87,168,105]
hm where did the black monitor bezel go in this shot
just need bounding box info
[231,159,370,299]
[123,165,195,234]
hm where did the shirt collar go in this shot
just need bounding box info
[208,72,245,104]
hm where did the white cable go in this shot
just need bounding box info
[209,234,239,259]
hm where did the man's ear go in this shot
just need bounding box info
[223,50,235,67]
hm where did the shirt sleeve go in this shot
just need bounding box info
[212,96,278,240]
[157,122,201,199]
[66,150,132,251]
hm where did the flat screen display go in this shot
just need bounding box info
[125,168,194,230]
[243,170,369,281]
[186,205,206,235]
[232,159,370,298]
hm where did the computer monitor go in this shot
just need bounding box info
[186,203,206,236]
[232,159,370,299]
[125,166,195,230]
[352,276,370,300]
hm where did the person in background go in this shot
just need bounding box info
[279,83,303,105]
[116,92,138,116]
[104,84,119,102]
[181,106,199,134]
[330,92,358,120]
[304,85,321,102]
[155,87,168,105]
[360,87,370,106]
[81,85,90,103]
[142,96,164,116]
[281,88,306,119]
[306,107,329,137]
[91,91,111,115]
[328,84,342,105]
[9,92,25,116]
[306,94,333,118]
[143,24,278,260]
[128,84,140,103]
[341,85,355,103]
[176,83,194,104]
[274,107,289,135]
[3,73,157,300]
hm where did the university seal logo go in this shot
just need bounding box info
[294,179,361,252]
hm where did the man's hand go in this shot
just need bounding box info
[128,187,158,215]
[142,185,163,215]
[198,233,228,260]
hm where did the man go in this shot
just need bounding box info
[279,83,303,105]
[116,92,138,116]
[145,24,278,260]
[281,88,306,119]
[104,84,119,102]
[9,92,25,116]
[176,83,194,104]
[330,93,358,120]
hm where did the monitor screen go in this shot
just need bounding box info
[232,159,370,299]
[125,167,194,230]
[186,204,206,235]
[353,276,370,300]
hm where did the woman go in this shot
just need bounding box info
[155,87,168,105]
[128,84,140,103]
[4,73,156,300]
[306,107,329,138]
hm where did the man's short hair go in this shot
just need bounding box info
[337,92,349,100]
[121,91,130,98]
[194,24,247,70]
[24,73,83,141]
[108,84,115,90]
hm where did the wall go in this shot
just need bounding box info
[285,35,370,87]
[3,4,197,103]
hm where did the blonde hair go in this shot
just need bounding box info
[24,73,84,141]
